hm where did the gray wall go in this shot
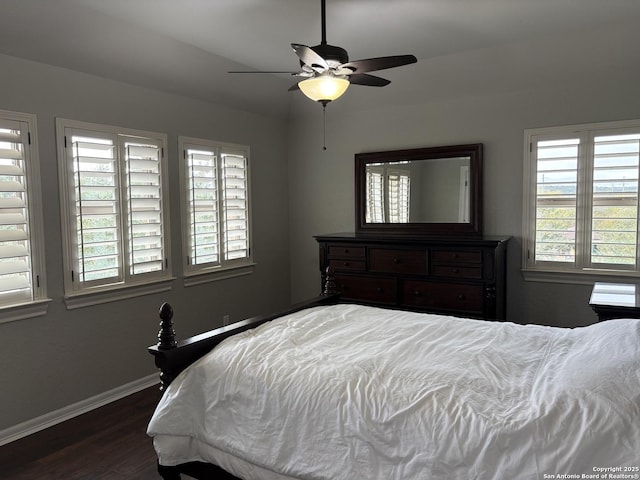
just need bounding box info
[287,20,640,328]
[0,54,291,431]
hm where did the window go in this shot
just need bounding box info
[56,119,172,306]
[523,119,640,280]
[179,137,252,283]
[0,109,49,322]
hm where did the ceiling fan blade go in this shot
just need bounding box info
[228,70,301,74]
[288,83,300,92]
[348,74,391,87]
[339,55,417,74]
[291,43,329,71]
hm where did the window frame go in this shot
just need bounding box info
[178,136,254,286]
[56,118,173,308]
[522,119,640,284]
[0,109,50,323]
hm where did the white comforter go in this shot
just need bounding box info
[147,304,640,480]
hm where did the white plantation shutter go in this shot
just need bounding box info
[186,147,219,266]
[181,138,252,277]
[590,134,640,267]
[524,120,640,277]
[222,151,249,261]
[124,140,165,275]
[532,137,580,264]
[71,135,121,283]
[58,119,171,299]
[0,118,36,306]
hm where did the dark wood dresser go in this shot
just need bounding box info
[315,233,510,320]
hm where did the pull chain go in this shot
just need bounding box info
[323,104,327,151]
[320,99,330,150]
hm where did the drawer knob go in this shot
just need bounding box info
[376,287,384,293]
[344,249,349,254]
[393,258,400,264]
[458,294,466,301]
[414,290,422,297]
[452,268,460,274]
[343,262,350,267]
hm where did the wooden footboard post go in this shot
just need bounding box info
[157,303,178,349]
[154,302,179,391]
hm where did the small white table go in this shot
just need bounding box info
[589,282,640,321]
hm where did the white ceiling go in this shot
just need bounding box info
[2,0,640,118]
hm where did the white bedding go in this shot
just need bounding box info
[147,304,640,480]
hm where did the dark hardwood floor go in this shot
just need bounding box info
[0,386,166,479]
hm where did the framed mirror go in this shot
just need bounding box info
[355,143,483,236]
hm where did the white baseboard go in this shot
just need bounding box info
[0,373,159,446]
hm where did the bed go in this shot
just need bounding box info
[147,291,640,479]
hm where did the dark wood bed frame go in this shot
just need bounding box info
[148,270,339,480]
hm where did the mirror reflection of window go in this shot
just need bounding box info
[388,170,410,223]
[458,165,470,222]
[366,167,385,223]
[365,164,411,223]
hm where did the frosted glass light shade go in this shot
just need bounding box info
[298,76,350,102]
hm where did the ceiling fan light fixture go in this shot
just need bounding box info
[298,75,350,103]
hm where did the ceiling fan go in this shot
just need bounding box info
[230,0,417,106]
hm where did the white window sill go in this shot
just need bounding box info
[184,263,256,287]
[522,268,640,285]
[0,298,52,324]
[64,277,175,310]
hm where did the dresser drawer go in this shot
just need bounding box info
[327,245,366,258]
[328,259,366,272]
[431,249,481,265]
[431,265,482,279]
[335,274,396,305]
[369,248,427,275]
[402,280,483,313]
